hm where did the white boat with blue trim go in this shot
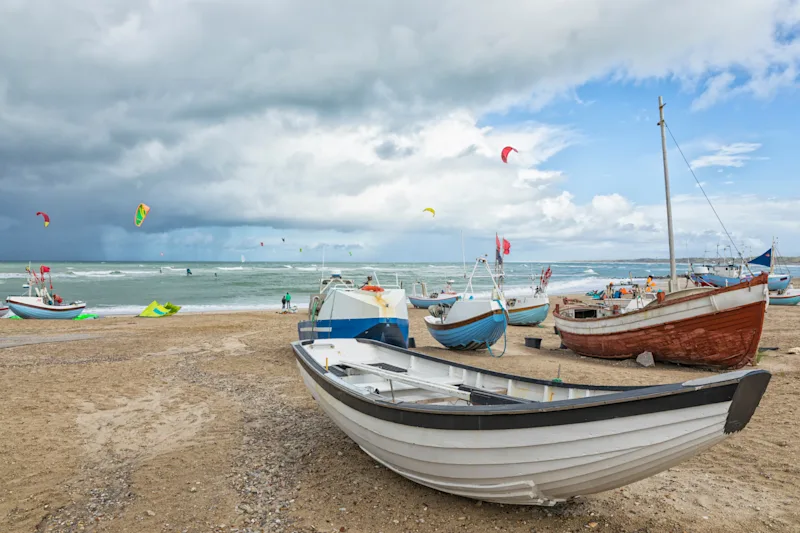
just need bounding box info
[424,258,508,352]
[505,266,551,326]
[769,287,800,306]
[298,270,409,348]
[5,265,86,319]
[408,280,460,309]
[292,338,771,506]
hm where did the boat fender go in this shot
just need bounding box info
[362,286,385,293]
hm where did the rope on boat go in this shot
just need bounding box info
[663,121,752,275]
[487,300,508,358]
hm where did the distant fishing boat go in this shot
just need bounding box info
[298,270,409,348]
[6,264,86,319]
[424,257,507,352]
[691,239,792,292]
[292,337,771,506]
[408,280,460,309]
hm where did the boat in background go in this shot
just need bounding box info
[6,264,86,319]
[292,337,771,506]
[690,239,792,292]
[769,288,800,306]
[505,266,551,326]
[297,270,409,348]
[424,257,507,352]
[0,304,8,317]
[408,280,460,309]
[554,97,769,370]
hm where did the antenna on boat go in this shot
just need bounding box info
[461,230,466,278]
[658,96,677,292]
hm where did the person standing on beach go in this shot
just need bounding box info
[281,294,286,310]
[285,292,291,309]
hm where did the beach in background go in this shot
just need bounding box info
[4,260,798,316]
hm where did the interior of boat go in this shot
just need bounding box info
[301,340,627,407]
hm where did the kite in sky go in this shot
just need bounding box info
[36,211,50,227]
[135,204,150,227]
[422,207,435,217]
[501,146,518,163]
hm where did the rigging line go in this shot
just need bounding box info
[662,120,753,276]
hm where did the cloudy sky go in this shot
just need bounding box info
[1,0,799,262]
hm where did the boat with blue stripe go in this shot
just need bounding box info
[424,258,509,352]
[298,270,409,349]
[507,298,550,326]
[769,289,800,306]
[5,264,86,319]
[690,241,792,292]
[425,299,507,350]
[408,280,460,309]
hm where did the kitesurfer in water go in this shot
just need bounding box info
[186,268,192,276]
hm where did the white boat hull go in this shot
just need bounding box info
[292,339,770,505]
[6,297,86,319]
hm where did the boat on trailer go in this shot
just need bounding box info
[408,280,460,309]
[292,338,771,506]
[6,265,86,319]
[298,270,409,349]
[424,258,507,352]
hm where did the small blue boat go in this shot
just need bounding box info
[408,281,460,309]
[425,299,507,350]
[423,258,509,351]
[507,300,549,326]
[408,295,459,309]
[297,270,410,349]
[769,290,800,306]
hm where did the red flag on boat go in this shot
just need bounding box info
[503,238,511,255]
[40,265,51,274]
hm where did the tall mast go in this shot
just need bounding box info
[771,237,775,274]
[658,96,677,292]
[461,230,466,278]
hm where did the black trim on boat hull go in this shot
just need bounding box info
[291,341,770,431]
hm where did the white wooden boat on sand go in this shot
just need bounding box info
[292,338,770,506]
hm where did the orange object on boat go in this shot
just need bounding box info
[362,286,385,292]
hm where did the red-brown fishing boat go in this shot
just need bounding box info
[553,273,768,369]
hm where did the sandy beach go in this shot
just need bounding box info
[2,298,799,533]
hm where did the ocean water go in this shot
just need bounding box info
[1,261,797,317]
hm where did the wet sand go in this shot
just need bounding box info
[2,299,799,533]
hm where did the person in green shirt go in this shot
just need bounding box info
[285,292,291,309]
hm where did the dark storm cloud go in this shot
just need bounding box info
[0,0,796,259]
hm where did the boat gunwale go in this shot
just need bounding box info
[553,273,768,324]
[292,339,770,430]
[424,308,505,331]
[6,298,87,312]
[508,302,549,314]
